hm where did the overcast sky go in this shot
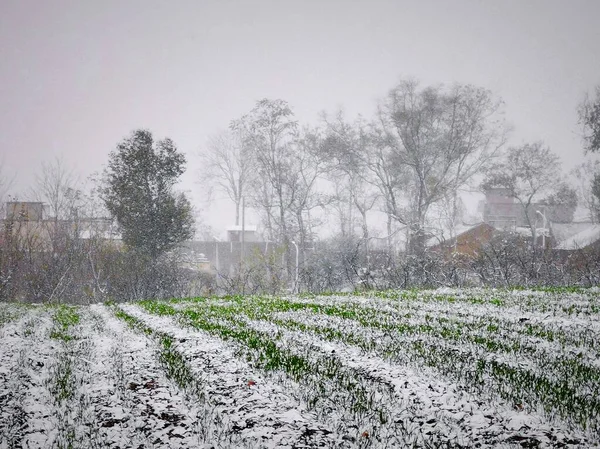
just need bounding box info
[1,0,599,234]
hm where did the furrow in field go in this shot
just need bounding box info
[203,292,600,344]
[46,306,103,449]
[121,303,347,449]
[290,290,600,324]
[0,303,27,330]
[72,304,209,449]
[284,292,600,348]
[172,305,592,446]
[196,294,600,397]
[0,308,58,449]
[396,299,600,350]
[273,303,600,389]
[245,306,599,441]
[161,303,433,447]
[239,314,579,448]
[286,305,595,389]
[250,295,600,391]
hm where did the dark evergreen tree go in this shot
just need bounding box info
[102,129,194,258]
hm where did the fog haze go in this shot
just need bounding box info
[1,0,599,232]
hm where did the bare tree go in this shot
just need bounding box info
[482,142,566,238]
[428,192,467,248]
[578,85,600,154]
[26,158,83,302]
[198,129,252,226]
[321,112,379,241]
[374,80,506,255]
[239,99,298,276]
[365,123,412,253]
[287,127,329,262]
[0,159,14,219]
[32,157,82,225]
[572,160,600,223]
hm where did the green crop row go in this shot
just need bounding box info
[49,305,81,342]
[110,306,202,399]
[138,301,453,445]
[174,297,600,433]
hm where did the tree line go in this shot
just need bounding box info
[200,79,600,285]
[1,78,600,302]
[0,130,197,302]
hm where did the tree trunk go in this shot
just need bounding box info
[234,199,240,226]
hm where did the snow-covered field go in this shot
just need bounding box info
[1,288,599,448]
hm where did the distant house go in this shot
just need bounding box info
[226,225,259,242]
[480,187,597,251]
[180,251,212,273]
[77,218,121,243]
[552,223,600,273]
[1,201,121,250]
[6,201,44,222]
[483,187,575,232]
[429,223,498,260]
[554,223,600,251]
[483,188,521,229]
[182,230,278,277]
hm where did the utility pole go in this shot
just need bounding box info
[241,196,245,266]
[536,210,547,249]
[291,240,299,293]
[213,236,221,291]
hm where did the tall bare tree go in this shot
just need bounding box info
[238,99,328,280]
[0,159,14,219]
[287,127,329,260]
[579,85,600,154]
[32,157,81,222]
[321,113,379,241]
[374,80,506,254]
[572,160,600,223]
[198,129,252,226]
[577,86,600,222]
[17,158,86,302]
[482,142,567,240]
[239,99,298,264]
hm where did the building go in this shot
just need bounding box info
[1,201,121,249]
[554,223,600,251]
[5,201,44,221]
[480,187,599,250]
[483,188,521,230]
[226,225,259,242]
[429,223,498,260]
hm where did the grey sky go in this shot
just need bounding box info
[1,0,599,233]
